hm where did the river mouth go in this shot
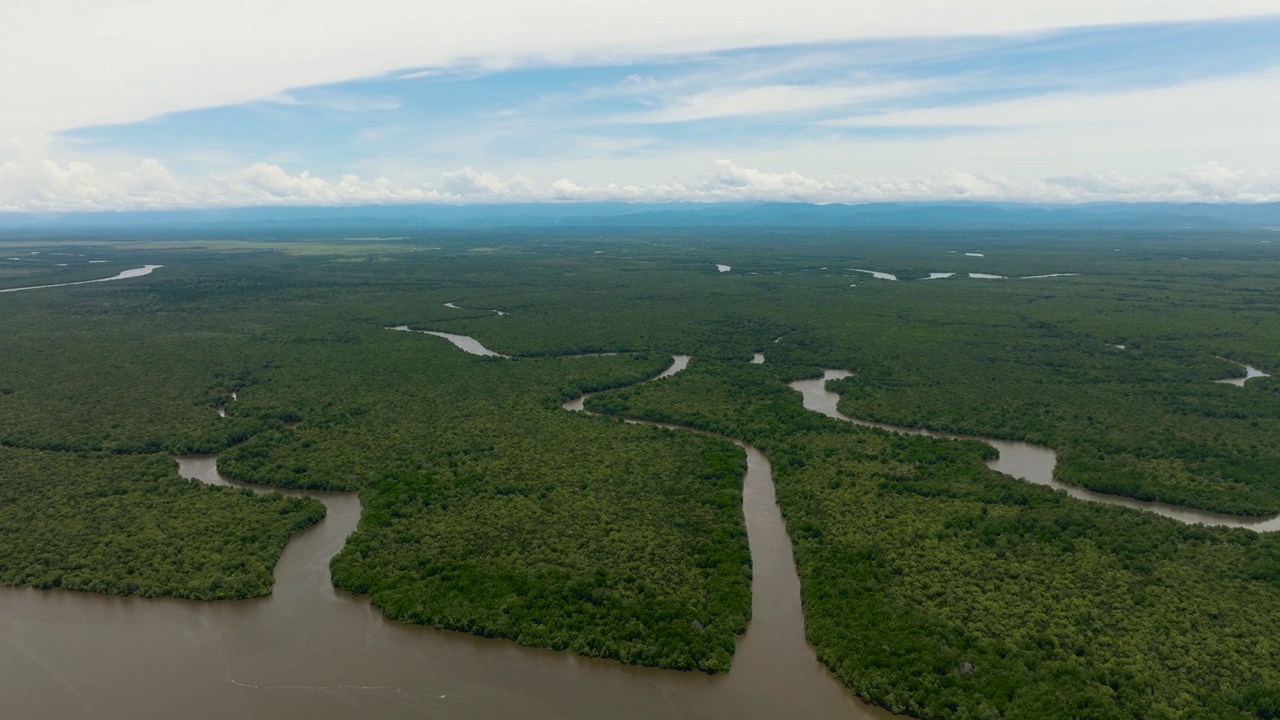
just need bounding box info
[790,370,1280,532]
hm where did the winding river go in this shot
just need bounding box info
[790,370,1280,532]
[564,355,895,720]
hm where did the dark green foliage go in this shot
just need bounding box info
[329,428,749,671]
[2,229,1279,711]
[216,344,753,671]
[0,447,324,599]
[0,246,756,671]
[590,358,1280,719]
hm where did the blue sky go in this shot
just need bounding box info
[2,4,1279,209]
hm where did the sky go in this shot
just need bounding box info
[2,1,1279,211]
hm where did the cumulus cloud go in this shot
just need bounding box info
[442,165,517,193]
[3,138,1278,211]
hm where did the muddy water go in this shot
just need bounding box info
[0,265,163,294]
[791,370,1280,532]
[0,347,896,720]
[565,356,897,720]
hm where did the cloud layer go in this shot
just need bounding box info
[6,10,1279,211]
[4,137,1277,211]
[6,1,1280,136]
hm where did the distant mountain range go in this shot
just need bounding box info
[3,202,1279,235]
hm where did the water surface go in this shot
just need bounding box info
[790,370,1280,532]
[1217,364,1269,387]
[0,265,163,294]
[388,325,507,357]
[565,356,897,720]
[848,269,897,281]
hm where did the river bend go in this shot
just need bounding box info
[564,355,893,719]
[791,370,1280,532]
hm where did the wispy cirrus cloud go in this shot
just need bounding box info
[612,81,932,124]
[264,91,403,113]
[824,68,1280,131]
[7,0,1280,136]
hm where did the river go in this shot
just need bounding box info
[0,265,163,294]
[1217,363,1269,387]
[790,370,1280,532]
[565,355,895,720]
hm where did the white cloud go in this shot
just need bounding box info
[441,167,537,197]
[3,137,1278,211]
[1044,163,1280,203]
[5,1,1279,136]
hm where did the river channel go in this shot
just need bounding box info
[0,265,163,294]
[790,370,1280,532]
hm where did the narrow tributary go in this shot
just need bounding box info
[564,355,896,719]
[0,265,163,293]
[1216,363,1269,387]
[791,370,1280,532]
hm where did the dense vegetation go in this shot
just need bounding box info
[1,228,1278,715]
[217,344,753,670]
[0,247,754,671]
[0,446,323,599]
[588,359,1280,719]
